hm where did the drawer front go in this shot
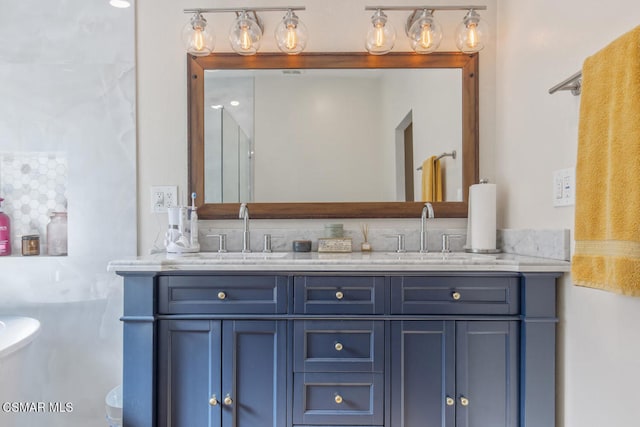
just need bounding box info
[293,372,384,425]
[294,276,385,314]
[158,275,288,314]
[391,275,520,315]
[294,320,384,372]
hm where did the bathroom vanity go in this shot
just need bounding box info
[111,252,568,427]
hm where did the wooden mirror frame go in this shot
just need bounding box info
[188,52,479,219]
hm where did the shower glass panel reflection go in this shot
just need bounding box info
[205,107,253,203]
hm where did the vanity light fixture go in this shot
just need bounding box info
[365,9,396,55]
[364,5,488,55]
[229,10,263,56]
[455,9,488,53]
[406,9,442,54]
[275,9,309,55]
[182,12,216,56]
[183,7,307,56]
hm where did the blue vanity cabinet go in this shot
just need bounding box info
[155,274,288,427]
[119,270,560,427]
[390,275,521,427]
[157,319,287,427]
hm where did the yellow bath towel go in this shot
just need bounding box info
[572,25,640,297]
[421,156,442,202]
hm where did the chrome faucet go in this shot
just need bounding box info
[239,203,251,253]
[420,202,435,253]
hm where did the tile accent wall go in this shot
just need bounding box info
[0,151,68,251]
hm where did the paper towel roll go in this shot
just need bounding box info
[466,183,497,251]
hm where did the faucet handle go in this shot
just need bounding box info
[441,234,465,253]
[262,234,284,253]
[385,234,406,253]
[206,234,227,253]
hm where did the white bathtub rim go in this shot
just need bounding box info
[0,316,41,359]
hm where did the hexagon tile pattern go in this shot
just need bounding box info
[0,152,68,253]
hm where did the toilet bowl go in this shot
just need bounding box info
[105,384,122,427]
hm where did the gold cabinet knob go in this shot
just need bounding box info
[334,342,343,351]
[217,291,227,300]
[452,291,461,301]
[209,395,218,406]
[224,394,233,406]
[335,291,344,300]
[460,396,469,406]
[334,394,343,404]
[446,397,455,406]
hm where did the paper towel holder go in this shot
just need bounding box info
[464,178,501,254]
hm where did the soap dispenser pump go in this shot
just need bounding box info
[0,197,11,256]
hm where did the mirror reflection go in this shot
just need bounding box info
[204,68,462,204]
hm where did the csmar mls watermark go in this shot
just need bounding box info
[1,401,73,413]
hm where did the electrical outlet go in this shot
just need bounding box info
[151,186,178,213]
[553,168,575,207]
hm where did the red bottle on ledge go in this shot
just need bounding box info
[0,197,11,256]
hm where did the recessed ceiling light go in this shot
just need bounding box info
[110,0,131,8]
[230,100,240,107]
[211,104,223,110]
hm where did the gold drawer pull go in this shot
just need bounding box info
[209,395,218,406]
[224,394,233,406]
[460,396,469,406]
[446,396,454,406]
[334,394,343,404]
[217,291,227,300]
[452,291,461,301]
[335,291,344,300]
[334,342,344,351]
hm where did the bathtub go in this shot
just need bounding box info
[0,316,40,402]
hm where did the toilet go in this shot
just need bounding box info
[105,384,122,427]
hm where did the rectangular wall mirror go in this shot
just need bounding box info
[188,52,479,219]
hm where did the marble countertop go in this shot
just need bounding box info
[108,251,570,273]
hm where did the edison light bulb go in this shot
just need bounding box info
[419,23,433,49]
[455,9,487,53]
[365,10,395,55]
[193,28,205,51]
[230,12,262,55]
[408,10,441,54]
[181,12,215,57]
[240,25,252,51]
[286,25,298,50]
[275,10,308,54]
[466,22,478,49]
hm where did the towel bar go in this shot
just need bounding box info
[417,150,457,171]
[548,71,582,95]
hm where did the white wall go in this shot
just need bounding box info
[494,1,640,426]
[0,1,136,426]
[254,75,387,202]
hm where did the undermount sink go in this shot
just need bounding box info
[380,252,495,260]
[197,252,289,259]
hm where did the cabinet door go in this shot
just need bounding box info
[221,320,287,427]
[390,321,456,427]
[455,321,519,427]
[157,320,222,427]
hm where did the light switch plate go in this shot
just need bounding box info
[553,168,575,207]
[151,186,178,213]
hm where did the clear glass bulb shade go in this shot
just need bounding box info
[365,10,396,55]
[407,12,442,54]
[455,10,488,53]
[275,11,308,55]
[182,14,215,57]
[229,13,263,56]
